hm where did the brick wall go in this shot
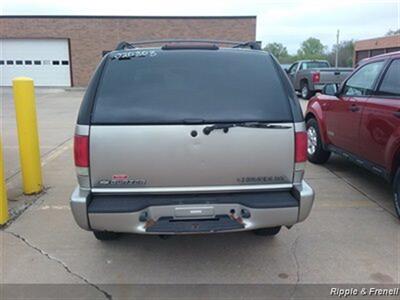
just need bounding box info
[0,16,256,86]
[354,35,400,64]
[355,35,400,51]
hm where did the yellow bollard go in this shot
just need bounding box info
[12,77,43,194]
[0,137,9,225]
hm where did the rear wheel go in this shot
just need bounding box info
[391,168,400,219]
[253,226,281,236]
[301,81,313,99]
[93,231,120,241]
[306,118,331,164]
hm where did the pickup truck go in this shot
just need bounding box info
[286,60,352,99]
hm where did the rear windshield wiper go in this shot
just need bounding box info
[203,122,291,135]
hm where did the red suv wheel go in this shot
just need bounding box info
[306,118,331,164]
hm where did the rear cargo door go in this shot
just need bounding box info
[90,124,294,191]
[89,50,295,192]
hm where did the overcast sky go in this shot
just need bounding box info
[1,0,399,54]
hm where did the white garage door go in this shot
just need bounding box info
[0,39,71,86]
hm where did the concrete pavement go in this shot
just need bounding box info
[1,87,83,181]
[0,87,83,217]
[0,89,399,298]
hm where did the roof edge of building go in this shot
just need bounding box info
[0,15,256,20]
[355,34,400,51]
[356,34,400,43]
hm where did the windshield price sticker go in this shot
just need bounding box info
[330,287,400,298]
[112,50,157,60]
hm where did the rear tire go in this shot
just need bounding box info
[306,118,331,164]
[391,168,400,219]
[93,231,120,241]
[301,81,313,99]
[253,226,281,236]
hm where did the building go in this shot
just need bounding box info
[354,35,400,65]
[0,15,256,86]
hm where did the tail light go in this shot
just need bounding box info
[74,135,89,167]
[312,72,320,83]
[295,132,307,163]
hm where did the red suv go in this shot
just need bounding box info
[305,51,400,218]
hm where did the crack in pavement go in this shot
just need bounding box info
[289,234,301,300]
[2,139,73,228]
[4,230,112,300]
[0,187,51,230]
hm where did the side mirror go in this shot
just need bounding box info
[322,84,338,96]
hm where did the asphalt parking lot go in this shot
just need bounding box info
[0,88,399,296]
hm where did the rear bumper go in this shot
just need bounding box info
[70,181,314,234]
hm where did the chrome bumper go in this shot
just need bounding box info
[70,180,314,234]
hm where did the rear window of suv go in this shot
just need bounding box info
[91,50,292,124]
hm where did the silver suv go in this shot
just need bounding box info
[70,40,314,240]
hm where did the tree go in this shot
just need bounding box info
[386,29,400,36]
[263,42,290,62]
[297,37,327,59]
[327,40,354,67]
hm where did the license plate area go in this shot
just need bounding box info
[145,215,244,233]
[174,206,214,218]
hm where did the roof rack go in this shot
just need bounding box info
[114,39,261,51]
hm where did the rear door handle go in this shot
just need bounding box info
[349,104,360,112]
